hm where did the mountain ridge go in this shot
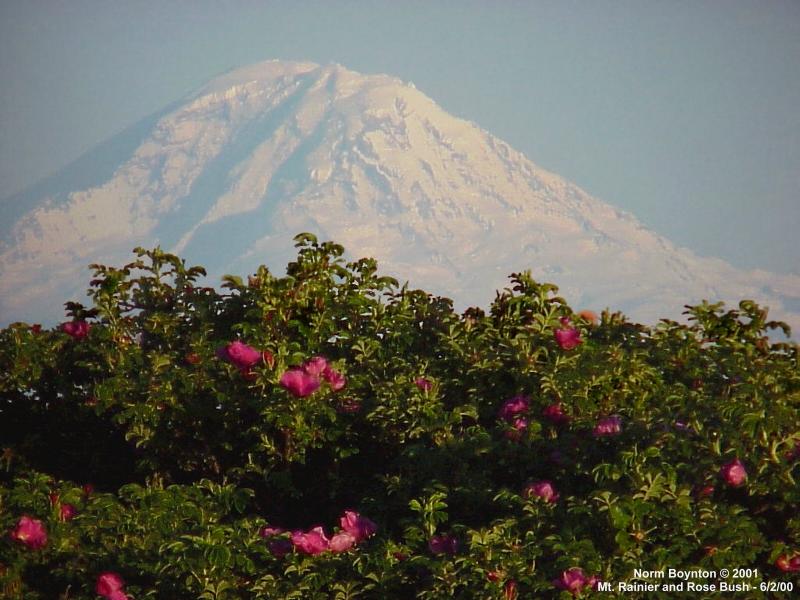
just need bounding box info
[1,59,798,333]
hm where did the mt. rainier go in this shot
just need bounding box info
[1,59,798,331]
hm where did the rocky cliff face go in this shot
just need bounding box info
[2,59,798,331]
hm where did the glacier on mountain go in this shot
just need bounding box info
[1,59,798,334]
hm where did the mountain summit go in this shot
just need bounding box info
[1,59,798,330]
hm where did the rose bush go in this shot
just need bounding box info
[0,233,798,598]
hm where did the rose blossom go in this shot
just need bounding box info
[578,310,598,325]
[259,525,285,538]
[593,415,622,437]
[217,340,262,370]
[184,352,201,366]
[303,356,329,377]
[291,526,330,555]
[498,395,529,421]
[504,416,528,440]
[776,553,800,572]
[553,568,598,595]
[340,510,377,542]
[554,322,582,350]
[322,366,346,391]
[259,526,293,558]
[504,580,518,600]
[428,534,459,555]
[695,485,715,498]
[280,369,321,397]
[523,480,560,503]
[95,572,125,597]
[304,356,346,391]
[415,377,433,392]
[329,531,357,553]
[59,503,78,521]
[10,516,47,550]
[720,458,747,487]
[61,320,91,340]
[542,403,570,426]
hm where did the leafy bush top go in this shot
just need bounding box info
[1,234,798,598]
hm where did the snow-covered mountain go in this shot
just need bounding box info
[1,59,798,332]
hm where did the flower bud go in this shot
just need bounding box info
[720,458,747,487]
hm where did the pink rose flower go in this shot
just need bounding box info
[784,440,800,462]
[303,356,329,377]
[523,480,560,503]
[10,516,47,550]
[59,503,78,521]
[542,403,570,425]
[280,369,321,397]
[504,416,528,441]
[415,377,433,392]
[218,340,263,370]
[776,553,800,572]
[695,485,715,498]
[554,326,582,350]
[504,580,518,600]
[340,510,377,542]
[553,567,595,595]
[720,458,747,487]
[322,366,346,391]
[259,525,284,538]
[291,526,330,555]
[61,320,91,340]
[498,395,529,421]
[593,415,622,437]
[329,531,357,553]
[429,534,459,555]
[95,572,125,596]
[184,352,202,366]
[259,526,292,558]
[586,575,602,590]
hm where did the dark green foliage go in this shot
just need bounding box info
[1,234,798,598]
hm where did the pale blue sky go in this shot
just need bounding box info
[1,1,798,274]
